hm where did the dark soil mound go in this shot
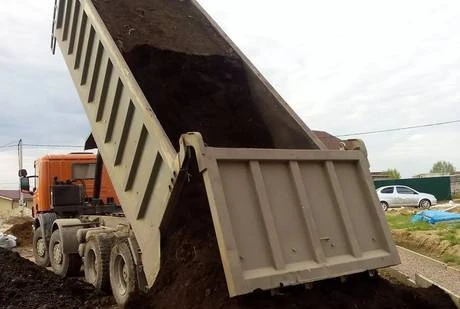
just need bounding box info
[0,248,114,309]
[93,0,277,150]
[92,0,233,56]
[5,221,33,247]
[124,45,273,149]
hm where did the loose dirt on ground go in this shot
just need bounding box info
[0,248,115,309]
[5,217,33,247]
[394,246,460,296]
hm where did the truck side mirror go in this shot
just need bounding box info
[20,177,30,192]
[18,169,28,177]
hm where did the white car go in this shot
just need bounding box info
[376,185,437,211]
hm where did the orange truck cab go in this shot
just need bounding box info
[19,152,122,269]
[30,153,119,216]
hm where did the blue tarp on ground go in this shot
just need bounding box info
[411,210,460,224]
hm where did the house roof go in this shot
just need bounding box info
[0,190,33,201]
[370,171,392,180]
[312,130,354,150]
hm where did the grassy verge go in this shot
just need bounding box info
[386,213,460,233]
[386,214,432,230]
[385,212,460,266]
[441,254,460,264]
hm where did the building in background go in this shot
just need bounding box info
[451,172,460,198]
[370,171,392,181]
[312,130,354,150]
[414,173,445,178]
[0,190,33,217]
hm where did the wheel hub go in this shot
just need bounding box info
[53,243,63,265]
[86,249,98,283]
[37,238,46,257]
[115,256,128,296]
[123,264,128,282]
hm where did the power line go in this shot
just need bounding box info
[0,141,18,148]
[0,143,82,149]
[22,144,82,148]
[336,119,460,137]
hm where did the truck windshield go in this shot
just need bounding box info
[72,163,96,180]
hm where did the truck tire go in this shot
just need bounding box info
[84,236,112,292]
[33,228,50,267]
[110,240,138,307]
[49,230,81,277]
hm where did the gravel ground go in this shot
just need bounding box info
[394,246,460,295]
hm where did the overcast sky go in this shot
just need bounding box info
[0,0,459,189]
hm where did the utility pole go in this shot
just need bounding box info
[18,139,25,216]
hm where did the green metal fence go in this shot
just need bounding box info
[374,177,452,201]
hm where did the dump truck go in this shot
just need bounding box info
[20,0,400,306]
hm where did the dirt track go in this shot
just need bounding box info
[395,246,460,296]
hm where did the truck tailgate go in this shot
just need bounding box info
[182,133,400,296]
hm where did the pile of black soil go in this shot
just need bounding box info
[0,248,114,309]
[93,0,274,150]
[92,0,233,56]
[124,46,274,149]
[5,219,33,247]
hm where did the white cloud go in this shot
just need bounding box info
[197,0,460,177]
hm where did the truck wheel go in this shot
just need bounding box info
[33,228,50,267]
[84,236,112,292]
[110,240,138,307]
[49,230,81,277]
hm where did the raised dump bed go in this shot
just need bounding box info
[52,0,400,297]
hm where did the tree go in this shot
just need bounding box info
[386,168,401,179]
[430,161,456,175]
